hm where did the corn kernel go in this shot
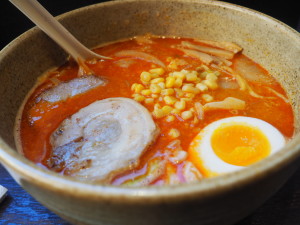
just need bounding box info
[174,78,183,88]
[152,93,159,98]
[153,108,166,119]
[174,88,184,98]
[140,71,152,83]
[166,76,176,88]
[196,83,208,92]
[181,69,189,74]
[190,70,198,76]
[182,85,200,94]
[164,96,177,105]
[154,102,161,108]
[168,62,178,70]
[150,83,162,94]
[145,98,154,104]
[214,71,221,76]
[168,128,180,138]
[134,84,144,93]
[174,99,186,110]
[196,64,209,72]
[131,83,138,91]
[202,94,214,102]
[189,107,195,112]
[133,94,145,102]
[183,83,194,87]
[203,80,218,90]
[181,97,193,102]
[168,72,175,77]
[162,105,173,114]
[181,110,193,120]
[166,115,175,122]
[161,88,175,96]
[194,77,202,83]
[151,77,165,84]
[206,73,218,82]
[200,71,209,79]
[149,68,165,76]
[150,73,160,79]
[157,82,165,89]
[173,71,185,80]
[171,108,181,115]
[185,93,196,98]
[186,73,198,82]
[141,89,151,96]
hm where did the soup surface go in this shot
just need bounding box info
[16,35,294,186]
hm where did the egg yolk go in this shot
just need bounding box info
[211,122,271,166]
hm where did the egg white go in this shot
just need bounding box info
[190,116,286,176]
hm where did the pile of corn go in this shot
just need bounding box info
[131,65,220,123]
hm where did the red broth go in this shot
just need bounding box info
[17,36,294,185]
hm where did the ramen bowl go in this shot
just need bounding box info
[0,0,299,224]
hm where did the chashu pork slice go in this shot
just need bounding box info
[48,97,159,182]
[38,75,106,103]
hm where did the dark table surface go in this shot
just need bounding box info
[1,0,300,224]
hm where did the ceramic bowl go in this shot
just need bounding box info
[0,0,299,224]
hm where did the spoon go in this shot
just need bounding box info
[9,0,111,63]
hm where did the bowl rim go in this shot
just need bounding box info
[0,0,300,203]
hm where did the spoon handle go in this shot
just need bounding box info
[9,0,110,61]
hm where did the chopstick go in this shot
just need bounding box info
[0,185,8,203]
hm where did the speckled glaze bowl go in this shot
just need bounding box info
[0,0,299,224]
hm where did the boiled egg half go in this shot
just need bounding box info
[189,116,286,177]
